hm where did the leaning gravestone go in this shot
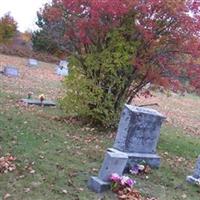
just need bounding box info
[28,58,38,67]
[111,104,165,168]
[3,66,19,77]
[56,60,69,76]
[187,156,200,185]
[88,150,128,193]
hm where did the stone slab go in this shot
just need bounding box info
[28,59,38,67]
[113,104,165,154]
[88,176,110,193]
[98,150,128,182]
[109,148,160,168]
[20,99,56,106]
[3,66,19,77]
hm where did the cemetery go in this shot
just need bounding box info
[0,53,200,200]
[0,1,200,199]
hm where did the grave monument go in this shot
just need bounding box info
[187,156,200,185]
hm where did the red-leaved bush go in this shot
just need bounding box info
[39,0,200,96]
[37,0,200,127]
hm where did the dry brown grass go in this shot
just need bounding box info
[1,53,200,137]
[0,54,63,100]
[133,92,200,136]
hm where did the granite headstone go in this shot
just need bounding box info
[112,104,165,168]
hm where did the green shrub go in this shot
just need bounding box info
[60,29,139,128]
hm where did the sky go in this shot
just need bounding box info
[0,0,51,32]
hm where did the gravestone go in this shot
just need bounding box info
[56,60,69,76]
[59,60,68,68]
[111,104,165,168]
[3,66,19,77]
[28,59,38,67]
[88,150,128,193]
[20,99,56,107]
[187,156,200,185]
[88,104,165,193]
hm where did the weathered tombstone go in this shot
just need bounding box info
[56,60,69,76]
[20,99,56,107]
[28,58,38,67]
[111,104,165,168]
[187,156,200,185]
[88,150,128,193]
[56,66,69,76]
[3,66,19,77]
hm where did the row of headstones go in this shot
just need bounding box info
[88,104,200,192]
[0,59,69,77]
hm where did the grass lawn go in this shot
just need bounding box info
[0,54,200,199]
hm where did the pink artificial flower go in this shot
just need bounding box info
[120,176,136,187]
[110,173,121,182]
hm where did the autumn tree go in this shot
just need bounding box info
[0,13,17,44]
[32,9,68,56]
[38,0,200,127]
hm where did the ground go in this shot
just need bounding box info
[0,54,200,200]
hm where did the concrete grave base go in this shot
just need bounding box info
[20,99,56,106]
[186,176,200,185]
[88,176,110,193]
[108,148,160,169]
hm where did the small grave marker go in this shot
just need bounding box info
[56,60,69,76]
[28,59,38,67]
[3,66,19,77]
[88,150,128,193]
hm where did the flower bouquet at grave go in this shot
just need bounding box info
[27,92,33,99]
[109,173,136,193]
[38,94,45,104]
[130,161,151,176]
[110,173,150,200]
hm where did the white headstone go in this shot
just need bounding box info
[28,59,38,67]
[59,60,68,68]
